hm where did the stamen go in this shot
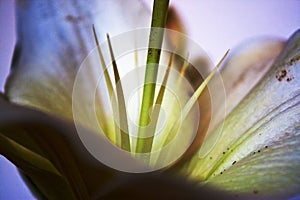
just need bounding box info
[92,25,114,93]
[92,25,117,141]
[155,51,174,107]
[106,34,131,151]
[180,52,190,77]
[140,51,175,155]
[156,50,229,163]
[180,50,229,121]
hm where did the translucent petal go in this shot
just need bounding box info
[0,96,145,198]
[5,0,150,122]
[214,38,285,127]
[180,38,285,159]
[181,29,300,198]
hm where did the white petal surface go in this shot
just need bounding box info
[181,38,285,159]
[215,38,285,127]
[5,0,150,122]
[181,29,300,198]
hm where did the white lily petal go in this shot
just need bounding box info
[182,38,285,159]
[216,38,285,126]
[5,0,150,122]
[206,103,300,198]
[181,29,300,198]
[0,95,149,198]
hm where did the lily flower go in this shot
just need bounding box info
[0,0,299,199]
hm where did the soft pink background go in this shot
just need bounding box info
[0,0,299,199]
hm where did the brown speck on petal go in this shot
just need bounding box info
[286,55,300,66]
[276,69,288,81]
[65,14,85,23]
[286,76,295,82]
[65,14,74,21]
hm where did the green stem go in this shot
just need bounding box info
[136,0,170,153]
[148,52,174,149]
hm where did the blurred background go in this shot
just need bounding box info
[0,0,299,199]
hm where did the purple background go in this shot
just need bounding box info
[0,0,299,199]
